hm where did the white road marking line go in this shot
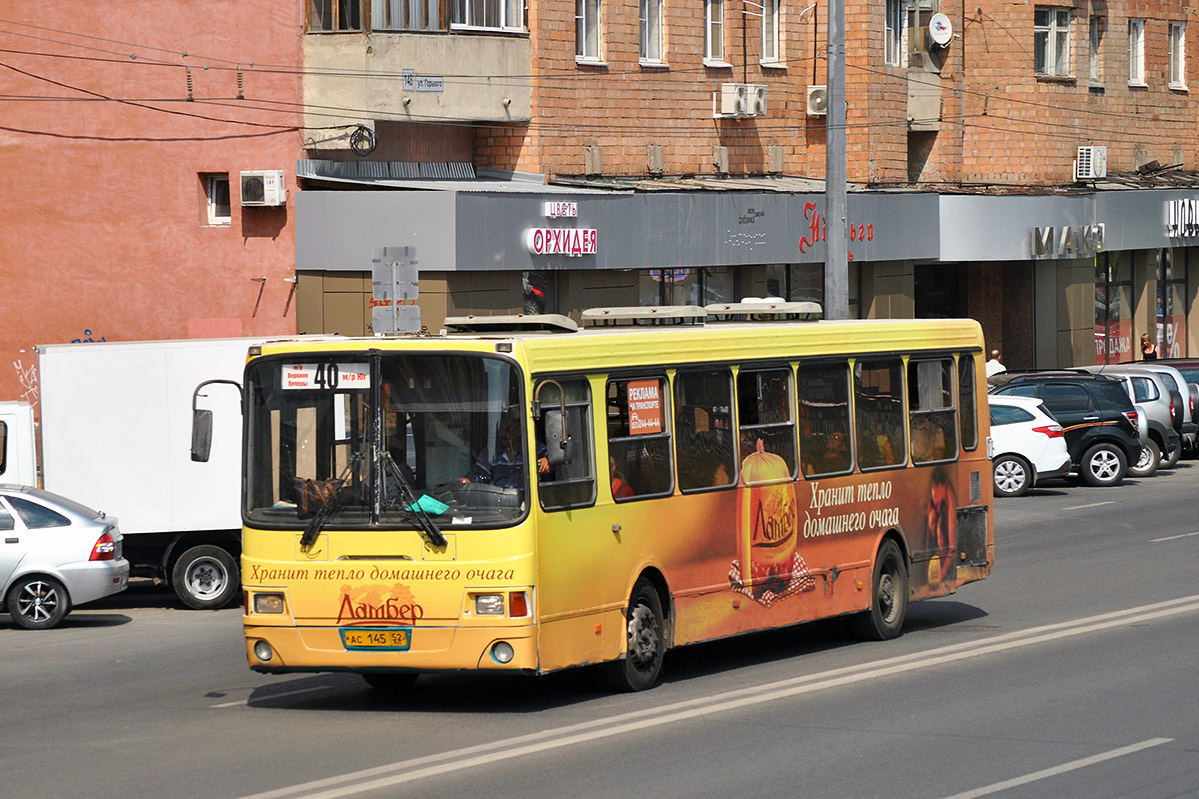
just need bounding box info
[1062,500,1117,510]
[211,685,330,708]
[233,594,1199,799]
[1151,530,1199,542]
[938,737,1174,799]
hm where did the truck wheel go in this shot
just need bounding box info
[172,545,239,610]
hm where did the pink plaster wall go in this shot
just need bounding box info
[0,4,303,403]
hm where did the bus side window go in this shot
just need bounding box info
[798,362,853,477]
[536,378,597,511]
[909,358,958,464]
[958,353,978,450]
[607,377,673,500]
[737,367,797,481]
[675,368,736,491]
[854,358,907,470]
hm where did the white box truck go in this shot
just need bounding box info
[0,337,264,608]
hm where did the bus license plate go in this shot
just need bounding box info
[340,628,411,651]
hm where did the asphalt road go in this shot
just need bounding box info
[3,464,1198,799]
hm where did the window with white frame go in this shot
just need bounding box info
[705,0,725,63]
[1128,19,1145,84]
[1089,16,1103,82]
[374,0,445,30]
[1034,7,1072,77]
[761,0,780,65]
[205,174,231,226]
[1170,22,1187,88]
[640,0,663,62]
[577,0,601,60]
[308,0,364,31]
[885,0,902,66]
[454,0,522,30]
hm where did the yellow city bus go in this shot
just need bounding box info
[234,304,993,691]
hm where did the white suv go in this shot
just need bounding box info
[988,395,1072,497]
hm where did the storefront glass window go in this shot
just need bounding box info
[1095,252,1133,364]
[638,267,736,306]
[1158,249,1187,358]
[763,264,824,304]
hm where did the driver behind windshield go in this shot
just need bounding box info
[461,417,550,488]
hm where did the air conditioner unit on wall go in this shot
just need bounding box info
[240,170,288,207]
[1075,146,1108,180]
[718,83,749,117]
[749,85,768,117]
[806,85,828,116]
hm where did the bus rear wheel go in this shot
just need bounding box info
[852,539,908,641]
[602,578,665,692]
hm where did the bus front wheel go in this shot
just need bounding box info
[852,539,908,641]
[602,579,665,692]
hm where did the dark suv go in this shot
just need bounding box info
[990,371,1143,487]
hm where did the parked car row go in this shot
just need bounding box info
[988,362,1199,496]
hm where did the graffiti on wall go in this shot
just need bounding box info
[13,358,38,407]
[71,329,107,343]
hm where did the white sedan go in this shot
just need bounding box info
[988,395,1072,497]
[0,485,129,629]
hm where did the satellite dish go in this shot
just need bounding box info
[929,13,953,47]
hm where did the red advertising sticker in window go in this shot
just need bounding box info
[627,379,663,435]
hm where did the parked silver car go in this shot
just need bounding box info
[1130,362,1199,455]
[0,485,129,629]
[1082,365,1181,475]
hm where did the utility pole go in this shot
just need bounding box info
[824,0,849,319]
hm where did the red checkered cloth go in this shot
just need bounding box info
[728,552,817,607]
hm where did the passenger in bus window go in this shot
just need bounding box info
[610,456,634,498]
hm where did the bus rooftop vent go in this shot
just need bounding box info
[443,314,579,334]
[705,299,822,322]
[581,305,707,326]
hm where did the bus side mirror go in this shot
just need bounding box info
[191,409,213,463]
[544,409,571,467]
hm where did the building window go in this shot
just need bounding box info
[1034,7,1072,77]
[1170,23,1187,89]
[455,0,522,29]
[705,0,725,64]
[373,0,444,30]
[308,0,364,31]
[576,0,601,60]
[640,0,663,62]
[1089,16,1103,82]
[761,0,780,65]
[205,174,231,226]
[1128,19,1145,85]
[885,0,902,66]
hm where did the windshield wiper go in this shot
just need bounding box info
[382,452,448,549]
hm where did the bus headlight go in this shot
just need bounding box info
[474,594,505,615]
[253,593,285,614]
[253,640,274,662]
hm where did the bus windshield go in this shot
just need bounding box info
[244,353,527,529]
